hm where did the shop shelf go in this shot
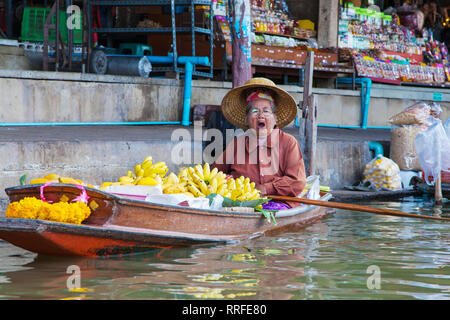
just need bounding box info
[20,7,83,44]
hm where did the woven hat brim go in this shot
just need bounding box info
[221,83,298,130]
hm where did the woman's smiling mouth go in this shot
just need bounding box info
[258,120,266,129]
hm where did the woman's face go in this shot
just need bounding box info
[246,98,277,137]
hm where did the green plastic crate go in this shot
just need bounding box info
[20,7,82,44]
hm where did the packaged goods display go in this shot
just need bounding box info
[339,4,422,54]
[250,0,316,47]
[214,0,336,68]
[354,53,448,83]
[340,2,450,85]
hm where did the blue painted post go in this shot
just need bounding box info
[181,61,193,127]
[178,56,210,126]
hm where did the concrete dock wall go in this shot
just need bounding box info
[0,70,449,126]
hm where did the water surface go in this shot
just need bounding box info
[0,196,448,300]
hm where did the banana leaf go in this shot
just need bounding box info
[255,207,277,225]
[19,174,27,186]
[206,193,270,208]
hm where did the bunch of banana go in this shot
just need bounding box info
[173,163,262,201]
[225,176,262,201]
[160,172,194,197]
[29,174,95,188]
[102,156,169,188]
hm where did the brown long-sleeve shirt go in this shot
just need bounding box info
[212,128,306,207]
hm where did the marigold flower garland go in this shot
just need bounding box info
[6,197,91,225]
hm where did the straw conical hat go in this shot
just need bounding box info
[221,77,298,130]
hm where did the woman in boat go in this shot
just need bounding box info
[212,77,306,208]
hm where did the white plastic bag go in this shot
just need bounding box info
[414,119,450,185]
[145,194,211,209]
[388,102,431,126]
[298,175,321,200]
[145,194,190,206]
[209,194,224,211]
[444,117,450,138]
[105,184,162,200]
[363,155,402,190]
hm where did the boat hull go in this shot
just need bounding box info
[0,184,333,256]
[0,218,250,256]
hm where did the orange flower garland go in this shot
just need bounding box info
[5,197,91,225]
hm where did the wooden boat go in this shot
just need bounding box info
[0,184,334,257]
[416,183,450,199]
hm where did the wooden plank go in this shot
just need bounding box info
[299,50,317,176]
[305,94,317,176]
[229,0,252,87]
[435,173,443,205]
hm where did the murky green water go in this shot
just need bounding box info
[0,196,448,300]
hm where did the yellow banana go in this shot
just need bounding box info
[192,173,208,194]
[163,185,185,194]
[183,192,195,198]
[154,175,163,184]
[152,161,166,169]
[243,182,251,193]
[187,167,196,178]
[237,192,251,201]
[137,177,159,186]
[141,159,153,170]
[208,167,218,181]
[59,177,82,185]
[133,176,143,185]
[227,179,236,190]
[143,167,158,177]
[166,172,178,185]
[203,163,211,181]
[250,189,261,200]
[187,184,205,197]
[29,178,48,184]
[194,164,204,180]
[207,185,215,195]
[126,170,135,178]
[101,182,113,189]
[217,183,227,196]
[134,164,142,176]
[178,168,189,179]
[119,176,134,183]
[210,178,218,193]
[142,156,153,164]
[44,173,60,181]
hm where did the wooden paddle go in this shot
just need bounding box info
[268,195,450,222]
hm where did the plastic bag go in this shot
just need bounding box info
[444,117,450,138]
[390,124,427,170]
[297,175,321,200]
[414,119,450,185]
[430,102,443,119]
[145,194,210,209]
[388,102,431,126]
[363,155,402,190]
[105,184,162,200]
